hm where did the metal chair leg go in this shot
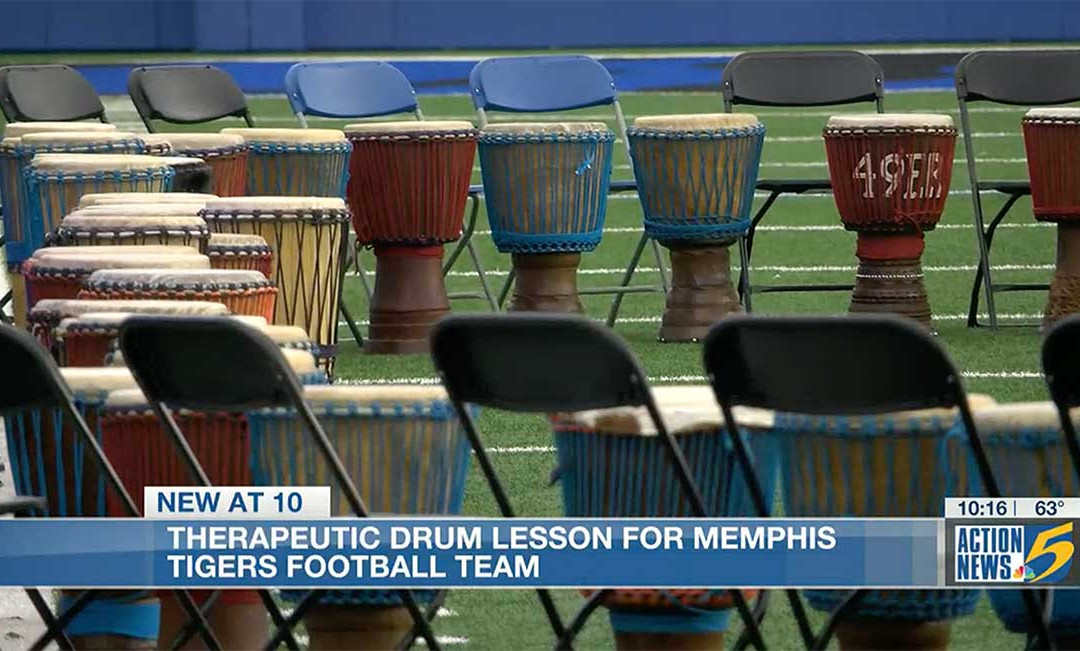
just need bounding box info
[497,268,516,310]
[738,235,753,312]
[605,232,650,327]
[466,239,498,311]
[967,192,1024,328]
[26,588,75,651]
[648,235,669,293]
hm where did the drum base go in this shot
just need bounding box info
[1043,224,1080,328]
[835,619,951,650]
[848,234,931,328]
[659,242,741,343]
[304,605,413,650]
[615,631,724,651]
[509,253,583,313]
[159,593,267,651]
[366,247,450,355]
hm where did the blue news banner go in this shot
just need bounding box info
[0,518,941,589]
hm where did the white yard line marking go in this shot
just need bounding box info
[415,636,468,646]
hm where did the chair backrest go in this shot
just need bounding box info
[1042,316,1080,408]
[0,64,107,122]
[117,317,301,411]
[470,55,618,116]
[0,324,71,411]
[127,65,251,129]
[955,49,1080,106]
[431,314,651,412]
[285,61,420,120]
[703,315,964,414]
[722,50,884,109]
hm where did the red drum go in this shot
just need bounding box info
[29,299,229,359]
[79,269,276,320]
[823,114,957,327]
[79,192,217,209]
[1022,108,1080,326]
[344,121,478,354]
[151,133,248,197]
[21,246,208,315]
[207,233,274,277]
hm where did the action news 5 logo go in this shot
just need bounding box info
[954,522,1074,584]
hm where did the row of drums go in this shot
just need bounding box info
[10,374,1080,649]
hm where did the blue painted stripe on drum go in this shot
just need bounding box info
[608,608,732,634]
[57,593,160,640]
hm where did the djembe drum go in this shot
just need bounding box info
[3,366,161,648]
[53,207,211,252]
[151,133,247,196]
[628,114,765,341]
[207,233,274,276]
[79,269,276,320]
[344,121,478,353]
[764,395,996,649]
[550,386,777,650]
[156,156,213,193]
[1021,108,1080,326]
[963,402,1080,645]
[823,114,957,328]
[79,192,217,208]
[479,123,614,312]
[220,128,350,196]
[245,385,472,649]
[58,308,234,367]
[29,299,229,357]
[200,197,349,369]
[22,246,208,313]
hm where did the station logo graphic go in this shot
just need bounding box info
[954,522,1074,584]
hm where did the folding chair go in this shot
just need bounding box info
[284,61,497,316]
[430,313,765,650]
[0,324,220,651]
[956,50,1080,329]
[116,316,444,651]
[468,55,670,324]
[1043,314,1080,486]
[721,50,884,311]
[127,65,254,133]
[703,314,1055,650]
[0,64,109,123]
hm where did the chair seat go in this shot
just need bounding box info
[977,180,1031,195]
[756,178,832,193]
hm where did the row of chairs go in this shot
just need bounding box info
[3,49,1080,328]
[6,310,1080,649]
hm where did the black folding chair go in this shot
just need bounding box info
[1042,314,1080,486]
[721,50,884,311]
[430,313,765,651]
[956,50,1080,329]
[0,324,219,651]
[116,316,443,651]
[0,64,108,123]
[703,314,1055,650]
[127,65,254,132]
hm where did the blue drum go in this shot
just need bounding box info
[245,385,471,649]
[478,122,614,312]
[220,128,350,197]
[963,402,1080,643]
[765,396,995,649]
[550,386,779,650]
[627,114,765,342]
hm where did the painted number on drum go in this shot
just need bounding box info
[852,151,945,200]
[273,491,303,513]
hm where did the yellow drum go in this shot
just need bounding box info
[54,205,211,251]
[79,192,218,208]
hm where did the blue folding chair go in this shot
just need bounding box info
[285,60,497,315]
[469,55,669,324]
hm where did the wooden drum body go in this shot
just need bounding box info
[220,128,350,197]
[54,204,211,252]
[3,367,162,648]
[152,133,247,196]
[550,386,777,650]
[968,403,1080,646]
[479,122,614,313]
[245,386,471,650]
[345,121,478,354]
[823,114,957,328]
[629,114,765,341]
[1022,109,1080,326]
[765,396,995,650]
[201,197,350,369]
[22,246,209,317]
[207,233,274,277]
[79,268,276,320]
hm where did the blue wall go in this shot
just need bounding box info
[2,0,1080,52]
